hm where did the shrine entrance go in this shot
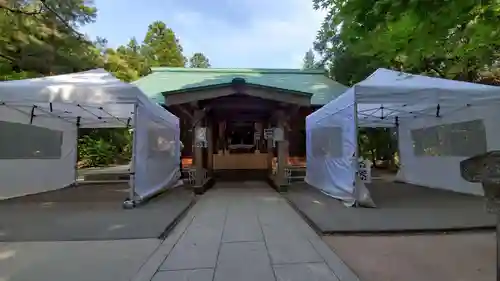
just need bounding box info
[164,80,312,191]
[208,94,281,172]
[213,122,267,171]
[227,121,255,152]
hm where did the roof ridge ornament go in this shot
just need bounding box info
[231,78,246,92]
[231,77,246,85]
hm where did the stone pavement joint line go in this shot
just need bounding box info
[132,182,360,281]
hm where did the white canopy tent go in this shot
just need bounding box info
[306,68,500,205]
[0,69,180,204]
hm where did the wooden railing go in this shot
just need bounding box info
[181,155,307,183]
[213,153,267,170]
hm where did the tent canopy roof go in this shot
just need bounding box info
[309,68,500,128]
[0,69,143,104]
[0,69,178,129]
[356,68,500,104]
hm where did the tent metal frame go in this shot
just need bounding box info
[0,100,136,203]
[0,101,131,127]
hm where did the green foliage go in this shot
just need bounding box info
[313,0,500,85]
[0,0,100,77]
[103,47,140,82]
[302,49,317,70]
[101,20,190,82]
[0,3,195,79]
[189,52,211,68]
[143,21,186,67]
[78,135,116,168]
[78,129,132,168]
[358,128,397,168]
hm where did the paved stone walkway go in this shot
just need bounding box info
[132,182,360,281]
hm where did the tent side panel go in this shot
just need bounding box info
[0,106,76,199]
[396,104,500,195]
[132,101,180,201]
[305,89,357,203]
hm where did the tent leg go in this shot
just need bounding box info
[497,214,500,281]
[125,104,138,209]
[394,117,403,180]
[73,116,81,186]
[353,100,360,202]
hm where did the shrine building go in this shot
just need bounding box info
[134,68,347,192]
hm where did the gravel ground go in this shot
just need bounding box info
[324,232,495,281]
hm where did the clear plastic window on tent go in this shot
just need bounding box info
[411,119,487,157]
[411,126,441,156]
[0,121,63,159]
[147,126,177,158]
[311,127,343,158]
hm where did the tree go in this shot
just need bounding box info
[118,37,151,76]
[103,48,138,82]
[302,49,316,69]
[103,37,152,81]
[189,52,211,68]
[142,21,186,67]
[0,0,101,78]
[313,0,500,85]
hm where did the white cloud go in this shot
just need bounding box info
[172,0,327,68]
[81,0,327,68]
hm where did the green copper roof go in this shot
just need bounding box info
[133,67,348,105]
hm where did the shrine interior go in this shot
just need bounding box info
[168,93,313,177]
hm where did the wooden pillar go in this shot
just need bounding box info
[218,121,226,155]
[254,122,262,153]
[207,120,213,175]
[193,110,205,188]
[267,122,274,175]
[276,110,288,189]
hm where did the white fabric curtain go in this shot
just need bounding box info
[0,105,77,199]
[132,100,180,201]
[395,103,500,195]
[306,88,357,204]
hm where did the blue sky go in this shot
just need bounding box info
[80,0,326,68]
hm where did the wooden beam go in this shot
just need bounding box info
[172,104,194,120]
[212,112,270,122]
[201,95,280,110]
[208,102,274,111]
[276,110,288,189]
[285,105,300,131]
[165,86,311,106]
[193,109,205,188]
[172,104,211,129]
[191,106,211,129]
